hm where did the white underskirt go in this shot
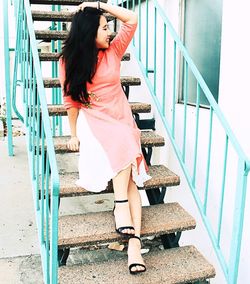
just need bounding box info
[75,111,151,192]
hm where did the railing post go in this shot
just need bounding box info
[3,0,14,156]
[228,159,248,284]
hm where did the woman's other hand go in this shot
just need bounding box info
[78,2,98,11]
[67,136,80,151]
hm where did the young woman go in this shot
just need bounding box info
[59,1,151,274]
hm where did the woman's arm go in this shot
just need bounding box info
[67,107,80,151]
[78,2,137,24]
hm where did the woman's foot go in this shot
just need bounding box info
[114,200,135,237]
[128,236,146,274]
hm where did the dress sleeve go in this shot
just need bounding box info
[59,57,82,110]
[110,22,137,59]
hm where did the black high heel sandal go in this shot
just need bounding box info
[128,235,147,275]
[113,199,135,238]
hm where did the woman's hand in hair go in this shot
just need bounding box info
[67,136,80,152]
[78,2,98,11]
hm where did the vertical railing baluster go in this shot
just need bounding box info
[50,183,59,283]
[22,17,29,125]
[52,5,56,137]
[45,155,50,282]
[57,5,63,136]
[153,7,157,94]
[3,0,14,156]
[31,68,36,153]
[32,51,36,180]
[228,159,248,284]
[171,41,177,138]
[138,0,141,61]
[28,38,33,129]
[12,14,24,123]
[40,123,45,244]
[145,0,149,74]
[162,23,166,116]
[36,96,41,210]
[132,0,135,46]
[204,107,213,213]
[192,82,200,186]
[182,61,188,162]
[20,1,24,83]
[217,134,228,245]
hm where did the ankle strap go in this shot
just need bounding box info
[114,199,128,203]
[129,235,141,242]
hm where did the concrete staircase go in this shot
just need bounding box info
[30,0,216,282]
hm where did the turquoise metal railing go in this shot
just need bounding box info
[3,0,14,156]
[12,0,60,283]
[51,4,63,136]
[122,0,250,283]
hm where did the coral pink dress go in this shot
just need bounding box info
[59,22,151,192]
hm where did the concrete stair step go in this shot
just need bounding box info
[30,0,107,5]
[32,10,114,22]
[58,165,180,197]
[53,131,165,154]
[59,245,215,283]
[47,102,150,116]
[58,203,196,248]
[43,76,141,88]
[35,30,116,41]
[39,52,130,61]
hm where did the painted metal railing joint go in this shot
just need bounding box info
[244,160,250,175]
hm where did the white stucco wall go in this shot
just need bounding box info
[218,1,250,282]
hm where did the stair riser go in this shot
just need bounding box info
[30,0,107,5]
[35,31,116,41]
[54,141,165,154]
[32,12,114,22]
[47,103,150,116]
[43,77,141,88]
[39,52,130,62]
[59,182,180,198]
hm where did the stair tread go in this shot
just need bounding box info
[60,165,180,197]
[47,102,151,116]
[59,165,180,197]
[30,0,107,5]
[32,10,114,22]
[59,245,215,283]
[53,131,165,154]
[43,76,141,87]
[58,203,196,247]
[39,52,130,61]
[35,30,116,40]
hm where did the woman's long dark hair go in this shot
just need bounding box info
[60,8,103,104]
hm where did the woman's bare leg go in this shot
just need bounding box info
[112,165,135,235]
[127,178,146,272]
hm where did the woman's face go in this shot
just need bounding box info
[96,16,111,49]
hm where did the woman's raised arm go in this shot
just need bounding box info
[78,2,137,24]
